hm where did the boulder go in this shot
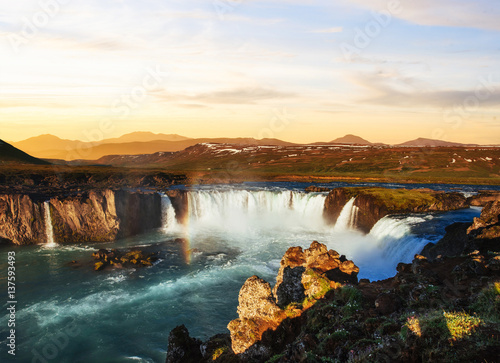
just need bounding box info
[228,276,281,354]
[165,325,203,363]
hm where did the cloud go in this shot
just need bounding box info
[310,27,343,33]
[353,71,500,109]
[344,0,500,31]
[156,87,296,105]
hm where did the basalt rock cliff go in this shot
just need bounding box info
[0,189,162,245]
[324,187,469,233]
[0,194,46,245]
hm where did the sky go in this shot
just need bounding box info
[1,0,499,144]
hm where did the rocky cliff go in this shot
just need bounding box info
[0,194,46,245]
[166,242,361,362]
[324,187,469,233]
[422,200,500,260]
[0,190,162,245]
[165,246,500,363]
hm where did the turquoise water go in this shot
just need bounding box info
[0,182,492,362]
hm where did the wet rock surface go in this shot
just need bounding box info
[92,248,159,271]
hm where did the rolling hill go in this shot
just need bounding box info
[12,135,298,160]
[0,140,51,165]
[329,134,372,144]
[70,142,500,184]
[397,138,477,147]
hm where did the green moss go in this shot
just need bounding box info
[212,346,228,361]
[471,282,500,322]
[341,187,438,212]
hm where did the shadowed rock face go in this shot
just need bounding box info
[324,187,469,233]
[165,325,203,363]
[165,189,189,224]
[422,200,500,260]
[0,190,162,244]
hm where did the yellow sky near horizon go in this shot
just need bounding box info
[1,0,499,145]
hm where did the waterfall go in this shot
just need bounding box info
[184,189,328,231]
[160,194,178,232]
[334,197,359,231]
[368,215,429,264]
[43,201,56,246]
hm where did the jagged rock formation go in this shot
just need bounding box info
[324,187,469,233]
[0,194,46,244]
[0,190,162,244]
[166,249,500,363]
[226,242,358,357]
[273,241,359,308]
[228,276,283,355]
[422,200,500,260]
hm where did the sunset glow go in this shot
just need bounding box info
[1,0,499,144]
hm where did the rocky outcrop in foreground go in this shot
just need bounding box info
[166,242,361,362]
[0,190,162,245]
[323,187,469,233]
[166,247,500,363]
[422,200,500,260]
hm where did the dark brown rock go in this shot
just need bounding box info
[165,325,203,363]
[375,293,403,314]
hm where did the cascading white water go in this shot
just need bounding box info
[185,190,328,232]
[43,201,56,246]
[333,197,359,231]
[369,215,429,264]
[160,194,178,232]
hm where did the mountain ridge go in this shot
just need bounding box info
[0,139,51,165]
[10,133,489,161]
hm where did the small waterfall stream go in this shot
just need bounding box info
[43,201,56,246]
[333,197,359,231]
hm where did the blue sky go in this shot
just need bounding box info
[0,0,499,144]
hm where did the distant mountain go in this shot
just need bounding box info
[12,134,298,160]
[329,134,372,145]
[397,138,477,147]
[101,132,191,143]
[0,139,50,165]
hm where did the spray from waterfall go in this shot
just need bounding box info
[160,194,178,232]
[184,190,328,232]
[43,201,57,247]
